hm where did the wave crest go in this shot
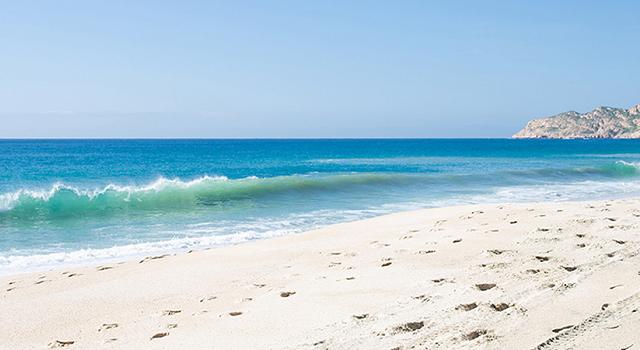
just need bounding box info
[598,161,640,176]
[1,160,639,220]
[0,173,408,219]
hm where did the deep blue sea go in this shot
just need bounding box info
[2,139,640,274]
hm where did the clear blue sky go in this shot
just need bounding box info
[1,1,638,138]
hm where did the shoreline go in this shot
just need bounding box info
[2,199,640,349]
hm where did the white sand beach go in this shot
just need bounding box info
[2,199,640,349]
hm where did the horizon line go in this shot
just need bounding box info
[0,137,636,141]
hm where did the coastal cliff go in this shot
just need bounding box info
[513,103,640,139]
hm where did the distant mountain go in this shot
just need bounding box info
[513,104,640,139]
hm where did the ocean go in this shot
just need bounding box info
[2,138,640,274]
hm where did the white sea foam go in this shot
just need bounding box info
[0,175,231,211]
[0,207,393,275]
[0,222,289,276]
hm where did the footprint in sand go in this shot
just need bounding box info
[353,314,368,320]
[613,239,626,245]
[280,291,296,297]
[558,282,576,291]
[463,330,487,341]
[162,310,182,316]
[456,303,478,311]
[139,254,169,263]
[475,283,496,291]
[552,325,573,333]
[561,266,578,272]
[98,323,118,332]
[534,256,550,262]
[412,295,429,302]
[48,340,74,348]
[150,332,169,340]
[417,250,436,255]
[490,303,510,312]
[392,321,424,333]
[487,249,505,255]
[167,324,178,329]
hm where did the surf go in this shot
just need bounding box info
[1,160,639,221]
[0,173,417,220]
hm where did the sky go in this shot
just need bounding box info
[0,1,639,138]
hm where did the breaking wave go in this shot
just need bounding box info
[1,161,638,220]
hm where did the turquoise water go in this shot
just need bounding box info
[2,139,640,274]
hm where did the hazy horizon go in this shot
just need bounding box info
[1,1,639,138]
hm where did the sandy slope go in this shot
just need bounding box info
[1,199,640,349]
